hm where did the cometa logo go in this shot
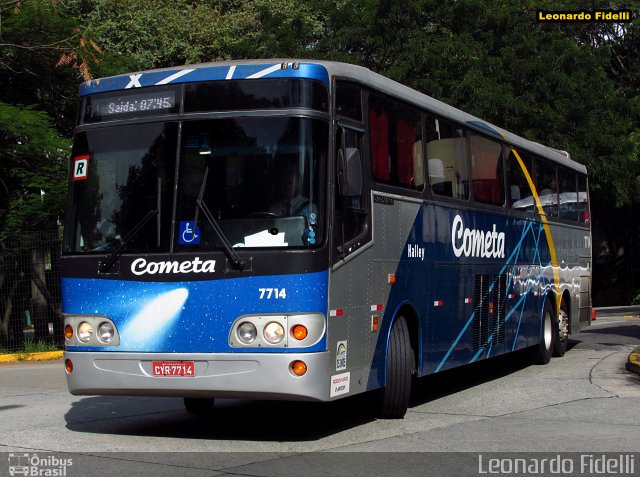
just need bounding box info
[131,257,216,275]
[451,214,506,259]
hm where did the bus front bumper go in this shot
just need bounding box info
[64,351,333,402]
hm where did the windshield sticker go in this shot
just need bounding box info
[72,155,89,181]
[179,221,201,245]
[243,229,287,247]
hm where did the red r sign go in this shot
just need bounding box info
[73,155,89,181]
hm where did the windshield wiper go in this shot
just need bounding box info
[195,167,245,270]
[99,208,158,273]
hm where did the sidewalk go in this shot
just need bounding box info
[0,350,63,363]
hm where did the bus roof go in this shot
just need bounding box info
[80,59,587,174]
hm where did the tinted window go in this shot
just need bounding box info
[184,79,328,112]
[336,82,362,121]
[425,116,468,200]
[65,123,178,253]
[470,134,504,206]
[177,117,327,249]
[507,149,535,214]
[369,94,423,190]
[534,160,558,217]
[558,168,578,221]
[578,175,589,224]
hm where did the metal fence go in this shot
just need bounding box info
[0,231,63,353]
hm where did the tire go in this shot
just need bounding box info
[532,300,554,365]
[553,299,569,357]
[184,397,215,415]
[376,315,413,419]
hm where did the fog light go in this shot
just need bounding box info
[65,359,73,373]
[64,324,73,340]
[263,322,285,344]
[291,324,308,341]
[77,322,94,343]
[237,322,257,344]
[97,322,115,343]
[291,360,307,376]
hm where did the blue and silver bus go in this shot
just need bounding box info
[62,60,592,418]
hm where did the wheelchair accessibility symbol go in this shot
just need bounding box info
[179,221,200,245]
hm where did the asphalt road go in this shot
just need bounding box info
[1,314,639,476]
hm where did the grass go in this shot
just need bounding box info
[0,339,61,356]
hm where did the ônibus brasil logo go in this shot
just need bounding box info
[131,257,216,276]
[451,214,506,259]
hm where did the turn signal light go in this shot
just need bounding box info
[291,360,307,376]
[291,325,308,341]
[65,359,73,373]
[64,325,73,340]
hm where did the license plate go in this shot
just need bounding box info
[152,361,195,377]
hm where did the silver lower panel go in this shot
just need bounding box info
[64,351,332,401]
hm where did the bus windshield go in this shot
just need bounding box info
[66,122,177,254]
[177,117,327,250]
[65,117,327,254]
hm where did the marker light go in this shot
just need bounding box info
[65,359,73,373]
[291,324,308,341]
[291,360,307,376]
[263,322,285,344]
[237,322,257,344]
[97,322,115,343]
[77,322,94,343]
[64,325,73,340]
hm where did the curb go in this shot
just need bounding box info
[626,347,640,376]
[0,350,64,364]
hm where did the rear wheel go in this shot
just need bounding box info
[532,300,554,365]
[184,397,215,415]
[376,315,413,419]
[553,299,569,357]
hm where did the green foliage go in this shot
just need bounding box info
[85,0,323,73]
[0,102,69,233]
[0,0,93,134]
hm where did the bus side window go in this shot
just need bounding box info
[558,168,578,221]
[470,134,504,206]
[534,160,558,218]
[334,127,367,259]
[506,149,534,213]
[425,116,469,200]
[368,94,422,190]
[578,175,589,223]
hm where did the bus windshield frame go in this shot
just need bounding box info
[64,78,329,255]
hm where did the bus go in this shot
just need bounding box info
[62,59,592,418]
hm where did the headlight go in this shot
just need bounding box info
[77,322,94,343]
[97,322,115,343]
[237,322,257,344]
[263,321,285,344]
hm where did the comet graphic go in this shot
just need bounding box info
[119,288,189,350]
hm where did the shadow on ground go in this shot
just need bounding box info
[64,347,553,441]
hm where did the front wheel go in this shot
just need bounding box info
[531,300,554,365]
[376,315,413,419]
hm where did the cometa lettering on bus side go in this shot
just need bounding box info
[131,257,216,275]
[451,215,506,259]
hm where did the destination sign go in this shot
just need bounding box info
[84,89,178,122]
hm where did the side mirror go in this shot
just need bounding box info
[337,147,362,196]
